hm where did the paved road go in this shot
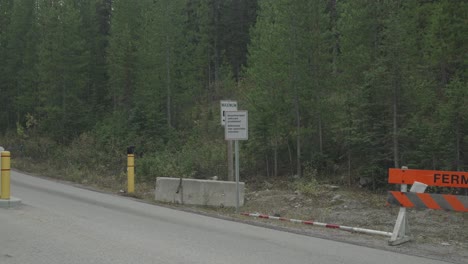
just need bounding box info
[0,171,451,264]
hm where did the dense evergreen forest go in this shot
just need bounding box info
[0,0,467,187]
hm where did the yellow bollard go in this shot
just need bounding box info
[1,151,11,200]
[127,146,135,194]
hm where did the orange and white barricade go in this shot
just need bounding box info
[387,167,468,245]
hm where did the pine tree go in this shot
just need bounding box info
[35,0,90,141]
[421,0,468,170]
[107,0,142,113]
[246,0,333,177]
[78,0,112,124]
[132,0,186,147]
[0,0,33,132]
[0,0,14,132]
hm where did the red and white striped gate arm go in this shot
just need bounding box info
[241,212,392,237]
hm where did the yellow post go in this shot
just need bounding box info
[127,146,135,194]
[1,151,11,200]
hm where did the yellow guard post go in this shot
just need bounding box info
[127,146,135,194]
[1,151,11,200]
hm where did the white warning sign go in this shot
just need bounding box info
[225,111,248,140]
[220,100,238,126]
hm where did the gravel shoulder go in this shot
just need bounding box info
[163,180,468,264]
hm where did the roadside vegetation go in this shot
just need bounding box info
[0,0,467,196]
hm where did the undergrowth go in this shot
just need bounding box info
[0,132,228,194]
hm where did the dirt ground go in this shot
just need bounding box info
[159,178,467,264]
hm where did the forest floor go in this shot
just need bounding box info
[143,178,468,264]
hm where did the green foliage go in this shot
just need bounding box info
[292,170,320,197]
[293,179,320,197]
[1,0,36,133]
[10,136,60,161]
[137,138,226,183]
[0,0,467,191]
[34,0,92,141]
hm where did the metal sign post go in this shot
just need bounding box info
[220,100,237,181]
[235,140,240,212]
[225,111,248,213]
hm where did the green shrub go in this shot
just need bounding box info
[292,163,321,196]
[4,136,59,161]
[293,177,320,196]
[137,137,227,183]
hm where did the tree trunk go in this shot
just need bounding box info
[455,115,460,171]
[318,113,323,154]
[213,0,220,93]
[291,15,301,177]
[392,64,400,168]
[165,2,172,128]
[166,34,172,128]
[393,87,399,168]
[329,0,338,75]
[347,149,352,186]
[274,135,278,177]
[287,142,294,176]
[347,103,352,186]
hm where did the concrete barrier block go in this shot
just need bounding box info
[155,177,244,207]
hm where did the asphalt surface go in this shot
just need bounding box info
[0,171,453,264]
